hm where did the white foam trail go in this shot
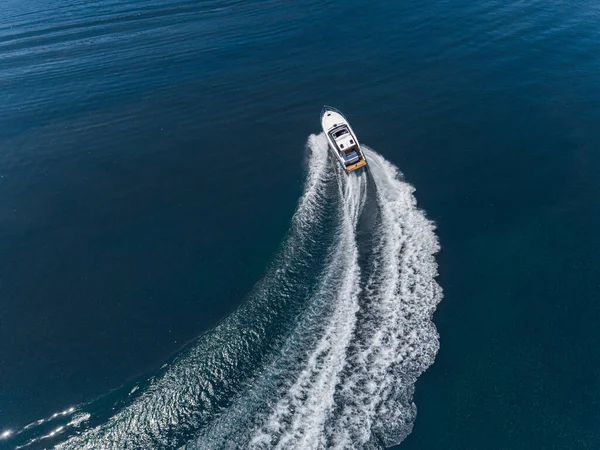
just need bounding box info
[44,135,442,450]
[292,134,333,235]
[249,145,367,449]
[240,142,441,450]
[327,147,442,448]
[51,134,334,450]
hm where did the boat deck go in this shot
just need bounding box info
[345,159,367,173]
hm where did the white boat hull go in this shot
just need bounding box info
[320,106,367,173]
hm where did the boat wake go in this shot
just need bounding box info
[8,134,442,450]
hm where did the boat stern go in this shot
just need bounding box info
[345,158,367,173]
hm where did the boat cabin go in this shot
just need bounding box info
[329,125,361,164]
[320,105,368,173]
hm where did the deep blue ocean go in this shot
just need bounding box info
[2,0,600,448]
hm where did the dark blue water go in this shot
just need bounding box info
[2,0,600,448]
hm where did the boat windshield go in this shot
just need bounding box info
[333,128,348,138]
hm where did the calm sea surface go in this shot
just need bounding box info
[1,0,600,448]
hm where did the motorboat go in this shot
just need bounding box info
[320,106,367,173]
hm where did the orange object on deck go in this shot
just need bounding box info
[346,159,367,173]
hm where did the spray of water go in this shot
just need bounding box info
[190,136,442,450]
[248,148,367,449]
[12,134,442,450]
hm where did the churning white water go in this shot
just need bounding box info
[192,135,442,450]
[20,134,441,450]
